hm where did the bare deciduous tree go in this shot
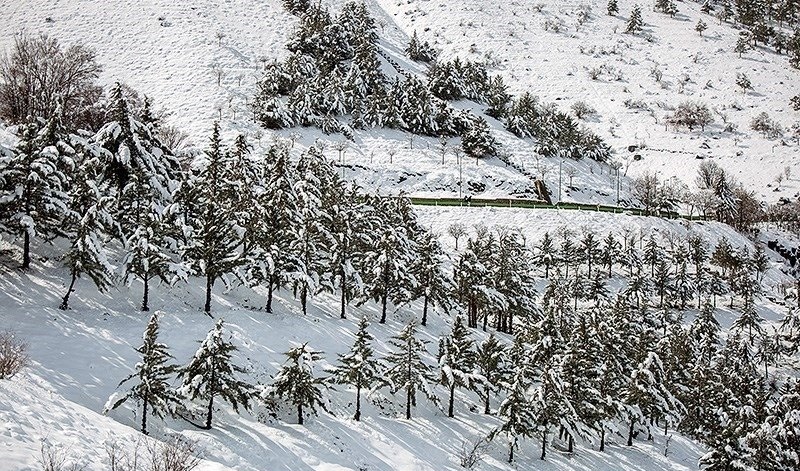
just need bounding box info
[0,33,103,131]
[0,331,29,379]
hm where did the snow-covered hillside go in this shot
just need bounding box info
[2,208,794,471]
[2,0,797,205]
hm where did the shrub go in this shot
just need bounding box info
[571,101,596,119]
[751,112,783,138]
[0,331,29,379]
[667,101,713,131]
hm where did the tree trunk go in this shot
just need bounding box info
[600,426,605,452]
[627,420,635,446]
[448,383,455,418]
[508,438,515,463]
[59,269,78,310]
[298,403,304,425]
[354,384,361,421]
[405,386,412,419]
[204,274,213,315]
[540,430,547,460]
[205,392,214,430]
[301,285,307,315]
[22,230,30,269]
[568,435,574,453]
[142,275,150,312]
[380,293,388,324]
[141,398,149,435]
[340,266,347,319]
[484,385,491,414]
[267,276,274,313]
[421,294,429,326]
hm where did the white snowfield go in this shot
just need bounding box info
[0,0,797,206]
[0,208,794,471]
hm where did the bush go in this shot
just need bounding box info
[106,436,201,471]
[0,33,103,131]
[667,101,713,131]
[39,442,85,471]
[751,112,783,138]
[0,331,29,379]
[791,95,800,111]
[571,101,596,119]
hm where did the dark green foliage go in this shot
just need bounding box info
[329,317,381,421]
[105,312,181,435]
[178,320,252,429]
[383,320,437,420]
[270,343,327,425]
[626,5,644,34]
[406,30,438,63]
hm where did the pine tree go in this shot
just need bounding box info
[608,0,619,16]
[328,182,367,319]
[270,343,327,425]
[736,30,753,57]
[534,232,557,278]
[59,147,115,311]
[178,320,252,429]
[732,292,766,344]
[600,233,620,278]
[622,351,683,446]
[475,333,506,414]
[330,316,381,421]
[438,316,478,418]
[494,335,535,463]
[245,141,300,314]
[655,0,678,17]
[691,302,721,365]
[179,123,243,315]
[0,112,73,269]
[104,311,181,434]
[410,230,452,326]
[626,5,644,34]
[291,149,334,315]
[696,19,709,36]
[383,320,437,420]
[361,198,417,324]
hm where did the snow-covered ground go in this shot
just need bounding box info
[1,208,796,470]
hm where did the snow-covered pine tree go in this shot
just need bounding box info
[493,227,538,333]
[779,306,800,354]
[438,315,478,418]
[246,141,300,313]
[533,232,557,278]
[291,149,334,315]
[410,230,452,326]
[579,231,601,278]
[59,144,115,310]
[642,233,662,277]
[626,4,644,34]
[329,316,381,421]
[475,333,506,414]
[361,197,417,324]
[560,312,604,452]
[383,320,437,420]
[179,123,243,315]
[0,111,74,269]
[178,319,252,429]
[494,335,535,463]
[608,0,619,16]
[270,343,327,425]
[732,291,766,344]
[691,301,721,365]
[327,182,367,319]
[591,304,627,451]
[104,311,181,434]
[600,232,620,278]
[622,351,684,446]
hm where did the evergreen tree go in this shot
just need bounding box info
[494,335,535,463]
[178,320,252,429]
[696,18,709,36]
[59,147,115,310]
[105,311,181,435]
[600,233,620,278]
[622,351,683,446]
[410,230,452,326]
[475,333,506,414]
[0,112,73,269]
[736,30,753,57]
[691,302,721,365]
[383,320,437,419]
[626,5,644,34]
[179,123,243,315]
[270,343,327,425]
[655,0,678,16]
[732,293,766,344]
[328,182,367,319]
[330,316,381,421]
[361,198,417,324]
[438,315,478,418]
[248,142,301,314]
[534,232,557,278]
[608,0,619,15]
